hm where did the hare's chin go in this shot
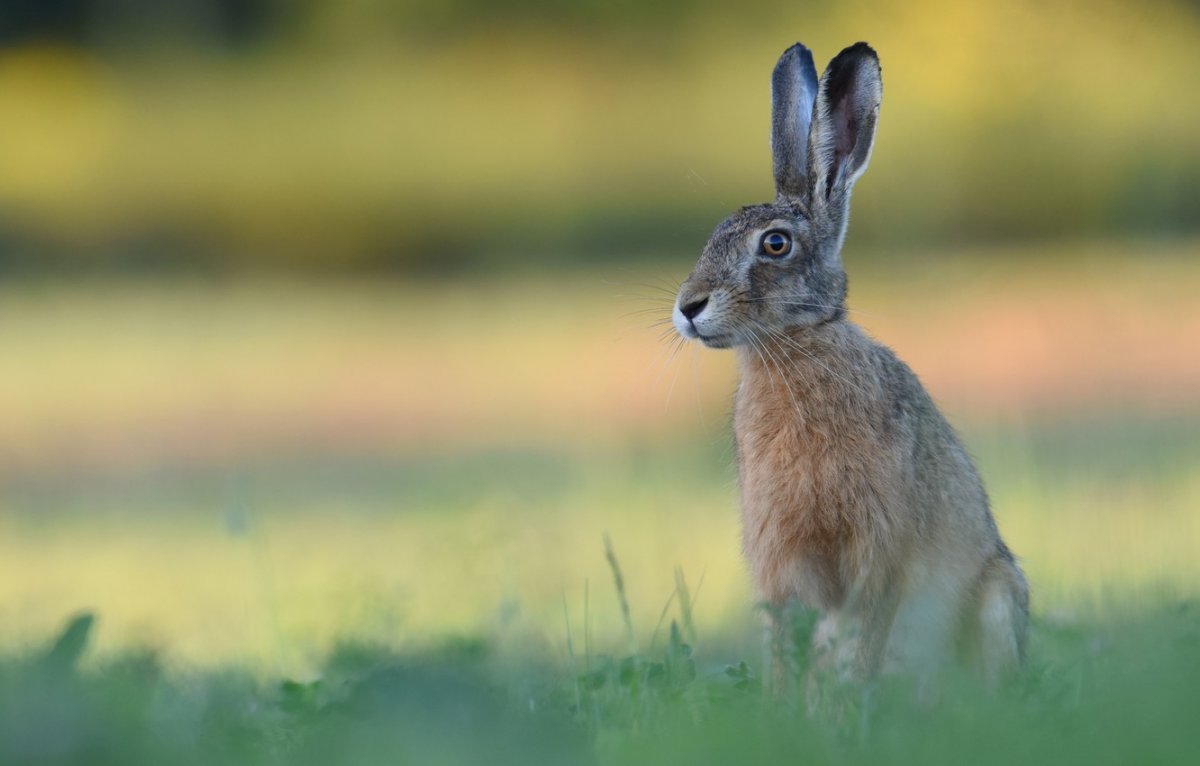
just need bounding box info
[695,331,734,349]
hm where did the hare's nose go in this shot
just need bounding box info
[680,295,709,321]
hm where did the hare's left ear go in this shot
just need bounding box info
[771,43,819,201]
[807,43,882,206]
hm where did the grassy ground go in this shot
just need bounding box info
[2,249,1198,762]
[3,572,1198,764]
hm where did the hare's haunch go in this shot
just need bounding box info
[673,42,1028,693]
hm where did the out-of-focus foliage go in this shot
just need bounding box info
[0,0,1198,274]
[3,591,1200,765]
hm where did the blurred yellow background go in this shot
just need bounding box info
[0,0,1198,674]
[3,0,1198,270]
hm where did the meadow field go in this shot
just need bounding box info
[2,0,1199,761]
[2,242,1198,763]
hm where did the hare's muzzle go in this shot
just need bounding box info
[672,286,711,340]
[679,295,709,321]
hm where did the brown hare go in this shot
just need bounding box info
[672,42,1028,697]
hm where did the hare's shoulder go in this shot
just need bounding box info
[861,329,991,516]
[863,332,972,440]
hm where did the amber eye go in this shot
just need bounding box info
[759,230,792,257]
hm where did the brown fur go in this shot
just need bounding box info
[672,42,1028,695]
[736,321,1025,689]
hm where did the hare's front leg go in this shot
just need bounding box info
[818,575,902,683]
[763,600,801,701]
[803,587,900,714]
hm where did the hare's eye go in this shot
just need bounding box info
[759,230,792,258]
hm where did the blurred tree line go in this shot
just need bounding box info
[0,0,279,49]
[0,0,832,47]
[0,0,1197,275]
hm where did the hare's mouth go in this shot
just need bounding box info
[695,331,733,349]
[672,295,737,348]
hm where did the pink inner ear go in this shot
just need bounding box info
[831,81,858,167]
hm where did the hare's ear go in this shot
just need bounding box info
[771,43,819,201]
[807,43,881,206]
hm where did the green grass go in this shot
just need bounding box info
[4,578,1198,765]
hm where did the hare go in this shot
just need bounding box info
[672,42,1028,696]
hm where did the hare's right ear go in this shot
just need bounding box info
[806,42,882,208]
[771,43,819,201]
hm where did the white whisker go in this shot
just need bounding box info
[754,326,806,420]
[757,322,872,402]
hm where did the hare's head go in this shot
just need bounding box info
[674,42,881,348]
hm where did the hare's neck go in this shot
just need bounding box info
[734,322,876,419]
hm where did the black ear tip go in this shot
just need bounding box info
[824,42,882,88]
[837,41,879,65]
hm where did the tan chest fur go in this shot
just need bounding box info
[733,324,909,611]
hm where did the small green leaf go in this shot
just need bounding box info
[580,670,607,691]
[618,656,638,687]
[646,661,667,687]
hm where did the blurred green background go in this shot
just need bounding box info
[1,0,1199,702]
[2,0,1199,274]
